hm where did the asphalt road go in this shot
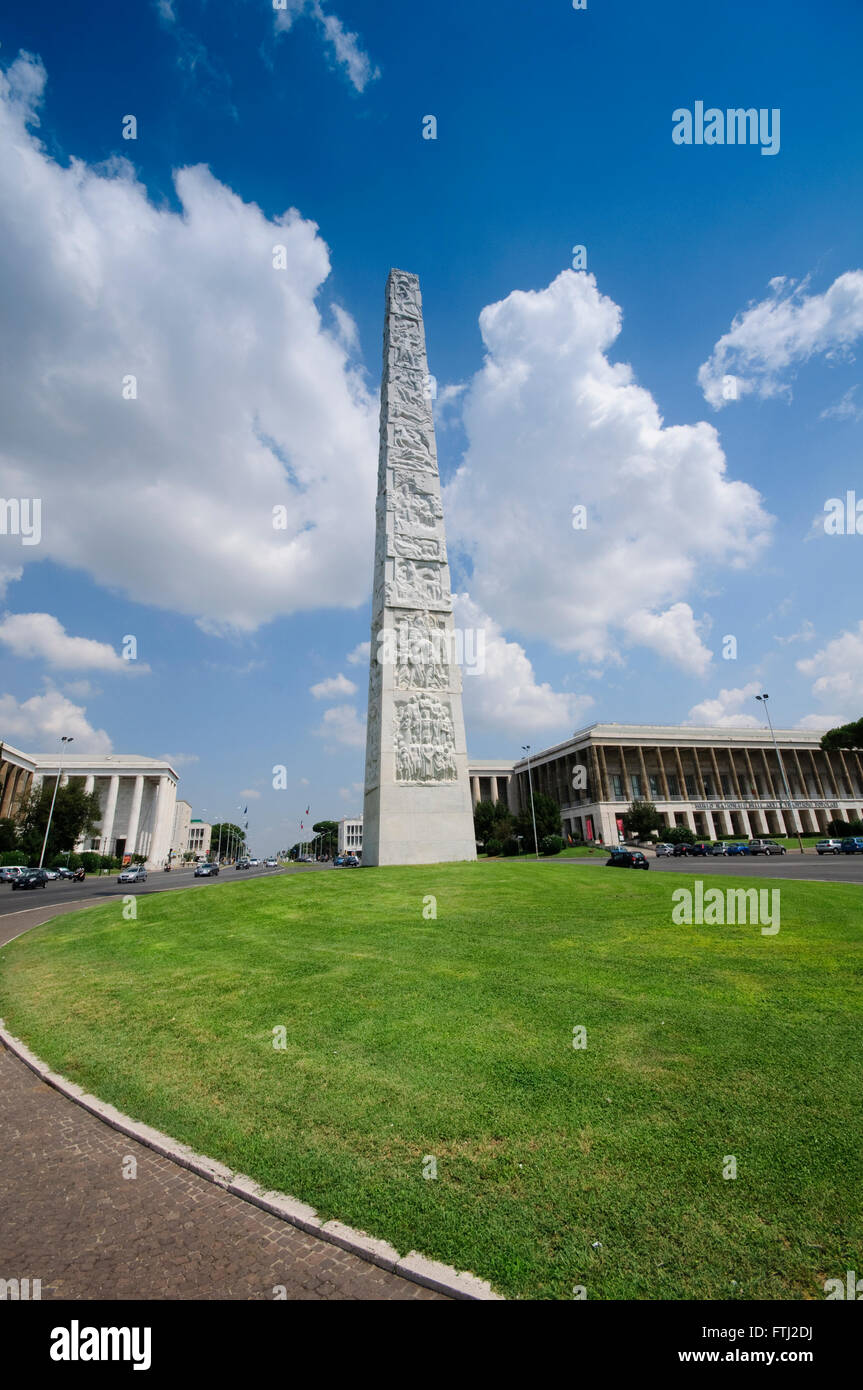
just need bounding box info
[557,852,863,884]
[0,860,331,920]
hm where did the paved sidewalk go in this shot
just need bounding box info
[0,904,446,1301]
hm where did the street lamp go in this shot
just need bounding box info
[755,694,804,854]
[522,744,540,860]
[39,736,73,869]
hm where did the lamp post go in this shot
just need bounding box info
[522,744,540,859]
[756,694,804,854]
[39,736,73,869]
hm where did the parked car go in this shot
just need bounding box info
[654,843,674,856]
[690,842,713,857]
[11,869,48,890]
[605,850,649,870]
[117,865,148,883]
[343,856,360,867]
[1,865,29,882]
[194,862,219,877]
[815,839,842,855]
[840,837,863,854]
[748,839,787,856]
[333,856,346,866]
[726,842,750,856]
[43,868,59,879]
[672,843,692,857]
[711,842,728,856]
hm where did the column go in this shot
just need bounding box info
[726,749,744,799]
[636,745,649,799]
[471,775,480,807]
[807,749,827,799]
[100,776,120,855]
[490,775,499,804]
[148,777,177,867]
[655,747,670,801]
[125,775,144,858]
[596,745,611,802]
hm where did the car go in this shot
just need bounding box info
[194,862,219,877]
[343,856,360,867]
[815,839,842,855]
[11,869,48,890]
[748,839,787,856]
[672,843,692,857]
[117,865,147,883]
[654,843,674,856]
[264,858,278,867]
[605,849,649,870]
[726,842,750,856]
[711,842,728,856]
[840,837,863,854]
[235,859,251,870]
[56,867,76,879]
[249,858,260,866]
[333,855,346,867]
[690,842,713,857]
[1,865,29,882]
[42,868,59,879]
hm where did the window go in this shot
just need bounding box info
[685,775,696,798]
[721,775,731,796]
[667,774,680,797]
[631,774,643,799]
[611,774,624,798]
[649,775,661,798]
[703,777,713,797]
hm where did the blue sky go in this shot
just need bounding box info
[1,0,862,851]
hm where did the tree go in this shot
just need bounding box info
[821,718,863,752]
[312,820,339,856]
[621,799,665,840]
[0,817,18,852]
[514,792,562,853]
[473,798,513,846]
[664,825,696,845]
[16,783,103,863]
[210,822,244,859]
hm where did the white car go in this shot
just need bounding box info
[654,844,674,856]
[815,839,842,855]
[265,859,277,867]
[249,858,260,866]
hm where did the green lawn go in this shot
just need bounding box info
[0,862,860,1300]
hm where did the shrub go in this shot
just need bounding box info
[664,826,697,845]
[1,849,25,866]
[502,837,521,857]
[540,835,564,856]
[484,838,502,857]
[80,851,101,874]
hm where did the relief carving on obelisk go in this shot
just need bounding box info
[363,269,476,864]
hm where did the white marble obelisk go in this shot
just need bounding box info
[362,270,477,866]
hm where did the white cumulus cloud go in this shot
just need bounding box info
[685,681,763,728]
[444,271,771,667]
[0,689,112,753]
[0,612,147,672]
[699,271,863,408]
[315,702,366,748]
[310,672,357,699]
[797,621,863,715]
[0,53,378,634]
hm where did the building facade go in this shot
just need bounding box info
[338,817,363,857]
[188,820,212,859]
[504,724,863,844]
[0,742,179,867]
[468,759,515,809]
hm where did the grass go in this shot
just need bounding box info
[0,861,860,1300]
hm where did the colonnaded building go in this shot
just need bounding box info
[469,724,863,843]
[0,743,181,867]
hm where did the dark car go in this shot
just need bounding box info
[11,869,48,890]
[840,837,863,854]
[690,842,713,857]
[56,866,76,879]
[605,850,649,870]
[672,842,691,856]
[194,862,219,877]
[235,859,251,870]
[343,856,360,867]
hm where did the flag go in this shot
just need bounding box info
[243,806,248,815]
[305,805,310,815]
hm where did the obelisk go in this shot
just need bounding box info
[362,270,477,866]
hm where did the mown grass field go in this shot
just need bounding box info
[0,861,860,1300]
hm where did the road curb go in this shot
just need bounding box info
[0,1010,504,1300]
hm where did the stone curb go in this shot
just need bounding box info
[0,1018,503,1301]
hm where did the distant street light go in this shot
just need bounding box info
[755,694,804,854]
[522,745,540,860]
[39,735,73,869]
